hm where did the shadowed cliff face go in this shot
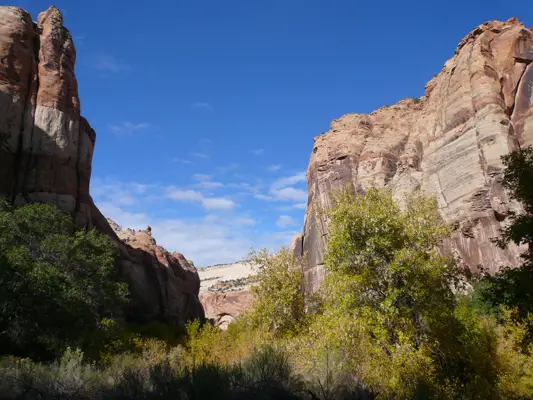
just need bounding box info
[300,18,533,294]
[0,6,204,324]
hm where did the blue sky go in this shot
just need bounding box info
[17,0,532,266]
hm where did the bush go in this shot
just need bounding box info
[248,248,306,336]
[0,200,129,360]
[0,344,310,400]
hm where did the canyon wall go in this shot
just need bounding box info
[0,6,204,324]
[300,18,533,294]
[198,261,257,330]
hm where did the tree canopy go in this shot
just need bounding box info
[0,200,128,359]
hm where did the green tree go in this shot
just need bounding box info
[0,200,128,360]
[248,248,306,336]
[304,187,465,396]
[483,146,533,320]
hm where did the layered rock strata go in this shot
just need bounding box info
[198,261,257,329]
[301,18,533,294]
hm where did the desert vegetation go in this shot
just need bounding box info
[1,148,533,399]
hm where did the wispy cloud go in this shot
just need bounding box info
[92,54,131,73]
[109,122,149,135]
[254,194,274,201]
[199,138,213,145]
[167,188,235,211]
[271,173,306,191]
[251,148,264,156]
[191,174,224,189]
[276,215,296,228]
[173,158,193,165]
[192,181,224,190]
[192,152,210,159]
[271,187,307,202]
[167,189,204,202]
[202,197,235,211]
[91,177,296,266]
[267,164,282,172]
[91,178,155,208]
[255,172,307,203]
[97,202,150,230]
[192,102,213,111]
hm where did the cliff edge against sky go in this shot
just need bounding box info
[298,18,533,293]
[0,6,204,324]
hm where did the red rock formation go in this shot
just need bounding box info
[200,290,255,330]
[0,6,203,324]
[301,19,533,294]
[197,261,257,329]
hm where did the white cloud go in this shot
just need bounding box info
[276,215,296,228]
[254,193,274,201]
[92,54,131,73]
[91,177,295,266]
[271,172,306,191]
[202,197,235,211]
[97,202,149,230]
[267,164,282,172]
[254,172,308,203]
[167,189,204,202]
[272,187,307,202]
[192,102,213,111]
[234,216,256,226]
[272,230,301,243]
[109,122,149,135]
[251,148,264,155]
[292,202,307,209]
[173,158,193,165]
[167,188,235,211]
[91,178,153,206]
[192,152,210,159]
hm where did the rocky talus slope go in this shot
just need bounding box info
[298,18,533,294]
[0,6,203,324]
[198,261,257,330]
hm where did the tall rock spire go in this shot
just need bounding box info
[0,6,204,324]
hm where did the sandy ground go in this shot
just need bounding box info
[198,260,257,292]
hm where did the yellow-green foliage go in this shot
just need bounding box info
[494,310,533,397]
[248,247,306,336]
[289,187,533,398]
[4,188,533,399]
[182,318,271,367]
[313,187,458,396]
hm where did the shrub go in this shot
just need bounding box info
[0,200,129,360]
[247,248,306,336]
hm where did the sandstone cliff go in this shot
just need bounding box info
[198,261,257,329]
[299,18,533,294]
[0,6,203,324]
